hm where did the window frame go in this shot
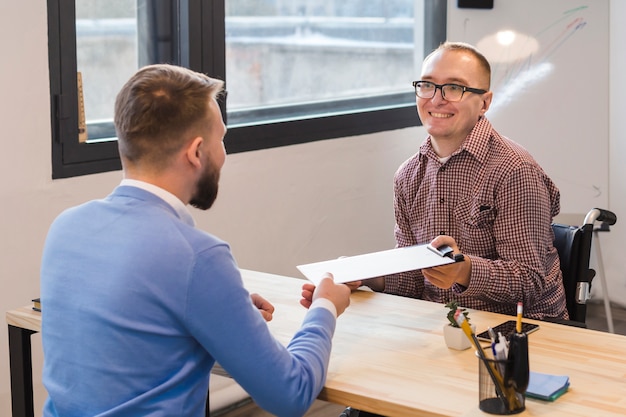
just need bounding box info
[48,0,446,179]
[49,0,121,178]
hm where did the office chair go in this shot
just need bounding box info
[551,208,617,326]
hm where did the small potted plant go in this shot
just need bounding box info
[443,300,475,350]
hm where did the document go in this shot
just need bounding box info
[297,244,455,285]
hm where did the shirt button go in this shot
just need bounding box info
[439,198,445,203]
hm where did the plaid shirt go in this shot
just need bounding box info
[385,117,568,320]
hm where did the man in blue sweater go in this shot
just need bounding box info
[40,64,351,417]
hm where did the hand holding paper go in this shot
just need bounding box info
[299,273,351,317]
[421,236,471,289]
[297,244,455,285]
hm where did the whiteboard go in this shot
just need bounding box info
[447,0,609,215]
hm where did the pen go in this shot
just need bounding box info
[516,302,523,333]
[454,310,515,410]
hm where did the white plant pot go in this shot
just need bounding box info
[443,323,476,350]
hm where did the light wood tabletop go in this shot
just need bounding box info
[6,305,41,332]
[8,269,626,417]
[240,269,626,417]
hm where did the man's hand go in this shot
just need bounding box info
[300,282,316,309]
[343,280,363,291]
[422,235,471,289]
[250,293,275,322]
[300,273,351,317]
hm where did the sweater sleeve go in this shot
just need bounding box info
[185,244,336,417]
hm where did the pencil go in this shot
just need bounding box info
[516,302,523,333]
[455,309,524,411]
[454,309,517,410]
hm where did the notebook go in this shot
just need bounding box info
[526,371,569,401]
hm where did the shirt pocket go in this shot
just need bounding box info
[455,198,497,254]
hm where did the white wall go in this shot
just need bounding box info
[605,0,626,303]
[0,1,624,415]
[0,3,421,412]
[448,0,610,214]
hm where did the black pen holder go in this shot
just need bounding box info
[477,354,525,415]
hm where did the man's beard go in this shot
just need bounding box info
[189,164,220,210]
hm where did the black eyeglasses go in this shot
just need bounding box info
[412,80,487,102]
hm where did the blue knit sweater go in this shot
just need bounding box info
[41,186,335,417]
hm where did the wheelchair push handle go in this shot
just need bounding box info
[584,208,617,226]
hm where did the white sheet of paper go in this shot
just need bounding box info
[296,244,455,285]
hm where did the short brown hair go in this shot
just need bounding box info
[425,41,491,89]
[114,64,224,167]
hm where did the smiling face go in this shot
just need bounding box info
[417,49,493,154]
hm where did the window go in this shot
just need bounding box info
[48,0,446,178]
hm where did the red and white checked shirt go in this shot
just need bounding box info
[385,117,568,320]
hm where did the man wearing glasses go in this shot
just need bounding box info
[356,42,568,322]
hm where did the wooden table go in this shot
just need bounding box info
[242,270,626,417]
[8,269,626,416]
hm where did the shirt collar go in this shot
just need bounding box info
[420,116,493,164]
[459,116,493,163]
[120,179,196,226]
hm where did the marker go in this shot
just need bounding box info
[494,336,508,376]
[488,327,497,355]
[488,326,497,343]
[516,302,523,333]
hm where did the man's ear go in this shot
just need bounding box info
[185,136,204,169]
[480,91,493,115]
